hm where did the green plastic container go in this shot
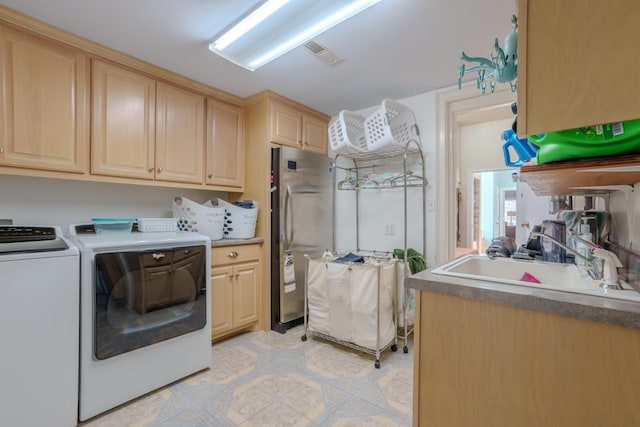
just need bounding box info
[529,119,640,163]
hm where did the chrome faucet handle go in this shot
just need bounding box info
[592,248,623,290]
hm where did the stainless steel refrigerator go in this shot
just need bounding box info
[270,146,333,333]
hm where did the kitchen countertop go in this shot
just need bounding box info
[211,237,263,247]
[406,268,640,330]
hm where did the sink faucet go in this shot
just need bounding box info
[531,231,623,289]
[592,248,623,290]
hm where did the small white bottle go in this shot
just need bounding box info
[576,217,594,266]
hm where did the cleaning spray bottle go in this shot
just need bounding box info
[576,216,595,266]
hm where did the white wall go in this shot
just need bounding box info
[608,186,637,248]
[459,118,513,174]
[0,175,226,231]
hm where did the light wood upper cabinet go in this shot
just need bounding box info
[91,60,156,180]
[517,0,640,136]
[270,100,328,154]
[0,10,247,190]
[92,60,205,184]
[206,98,244,188]
[271,101,302,148]
[155,82,204,184]
[303,114,328,154]
[0,26,88,173]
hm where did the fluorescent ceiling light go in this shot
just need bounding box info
[211,0,290,51]
[209,0,381,71]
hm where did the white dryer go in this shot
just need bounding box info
[67,224,211,421]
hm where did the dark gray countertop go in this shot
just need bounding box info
[406,269,640,330]
[211,237,263,247]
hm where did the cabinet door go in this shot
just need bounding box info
[232,261,260,329]
[518,0,640,135]
[302,114,328,154]
[155,82,204,184]
[211,265,233,338]
[206,99,244,188]
[0,26,88,173]
[270,102,302,148]
[91,60,155,179]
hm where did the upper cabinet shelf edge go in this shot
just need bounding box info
[519,153,640,196]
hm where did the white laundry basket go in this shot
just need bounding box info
[364,99,420,154]
[215,199,259,239]
[172,197,225,240]
[328,110,368,156]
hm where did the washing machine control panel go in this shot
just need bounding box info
[0,226,57,243]
[0,226,68,254]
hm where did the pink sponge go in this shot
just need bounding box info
[520,272,541,283]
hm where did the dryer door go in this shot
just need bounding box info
[94,245,206,359]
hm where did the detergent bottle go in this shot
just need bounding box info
[575,216,595,267]
[528,119,640,164]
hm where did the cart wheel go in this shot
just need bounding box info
[374,360,380,369]
[403,345,409,353]
[301,335,307,342]
[391,344,398,352]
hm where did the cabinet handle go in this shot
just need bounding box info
[227,251,239,257]
[208,173,213,179]
[157,167,163,173]
[148,167,154,173]
[302,140,308,145]
[235,273,240,278]
[0,147,4,153]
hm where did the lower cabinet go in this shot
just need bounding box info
[210,243,261,341]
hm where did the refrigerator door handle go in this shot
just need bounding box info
[284,185,294,251]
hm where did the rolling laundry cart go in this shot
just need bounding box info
[301,253,398,368]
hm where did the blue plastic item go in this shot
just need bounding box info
[502,129,538,167]
[91,217,136,234]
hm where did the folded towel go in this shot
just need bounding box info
[393,248,427,274]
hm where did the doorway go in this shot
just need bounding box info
[435,83,516,264]
[468,170,517,253]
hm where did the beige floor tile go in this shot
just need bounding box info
[79,326,414,426]
[240,401,312,427]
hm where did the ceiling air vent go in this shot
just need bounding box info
[303,40,343,66]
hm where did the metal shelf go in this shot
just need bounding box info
[331,139,427,353]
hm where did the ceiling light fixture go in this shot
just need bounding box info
[209,0,381,71]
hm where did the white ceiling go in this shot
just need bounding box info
[0,0,517,117]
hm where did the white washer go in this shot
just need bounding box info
[0,226,79,427]
[68,225,211,421]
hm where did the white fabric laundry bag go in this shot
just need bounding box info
[351,261,396,349]
[326,262,353,342]
[306,258,330,335]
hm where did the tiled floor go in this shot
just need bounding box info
[81,325,414,426]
